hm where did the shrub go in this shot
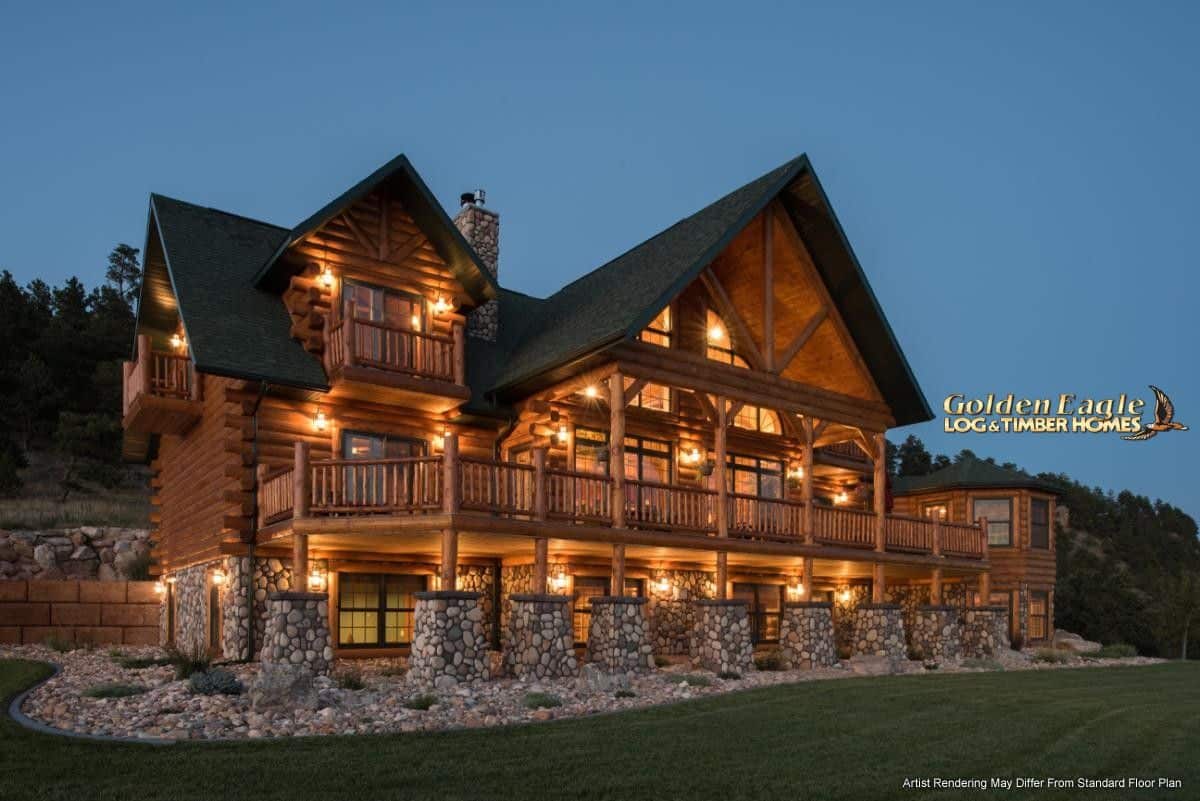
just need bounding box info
[85,683,146,699]
[754,649,784,671]
[166,645,211,679]
[107,647,126,658]
[717,671,741,680]
[335,668,365,691]
[404,694,438,711]
[667,673,712,687]
[523,692,563,709]
[1033,647,1073,664]
[189,668,244,696]
[906,645,926,662]
[923,660,940,671]
[44,635,76,653]
[960,658,1004,671]
[1094,643,1137,659]
[117,656,172,670]
[614,689,636,698]
[1010,634,1025,651]
[653,655,672,668]
[837,644,853,660]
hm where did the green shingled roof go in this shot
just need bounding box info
[149,195,330,390]
[892,456,1060,495]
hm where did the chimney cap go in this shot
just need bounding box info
[459,189,487,207]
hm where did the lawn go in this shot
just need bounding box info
[2,659,1197,801]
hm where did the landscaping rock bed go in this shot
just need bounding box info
[1,644,1164,741]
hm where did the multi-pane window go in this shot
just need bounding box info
[337,573,426,647]
[638,306,672,348]
[574,428,608,474]
[623,436,672,483]
[1031,498,1050,549]
[628,381,672,412]
[705,309,749,368]
[732,404,780,434]
[733,583,783,643]
[972,497,1014,547]
[1029,591,1049,640]
[343,280,423,331]
[572,576,645,644]
[921,503,949,521]
[727,454,784,499]
[340,431,427,505]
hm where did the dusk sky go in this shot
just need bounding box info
[1,2,1195,513]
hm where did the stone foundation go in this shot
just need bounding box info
[909,605,961,662]
[261,591,332,676]
[586,596,654,673]
[503,593,577,679]
[690,599,754,675]
[408,591,490,688]
[646,568,714,655]
[220,556,302,661]
[851,604,907,660]
[454,565,496,646]
[171,562,212,654]
[961,606,1010,658]
[778,602,838,669]
[832,583,871,656]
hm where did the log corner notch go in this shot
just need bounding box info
[282,262,333,357]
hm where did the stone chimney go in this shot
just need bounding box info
[454,190,499,342]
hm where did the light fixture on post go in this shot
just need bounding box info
[312,407,329,433]
[787,464,804,481]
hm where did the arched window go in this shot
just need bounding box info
[705,309,749,368]
[638,306,672,348]
[733,404,780,434]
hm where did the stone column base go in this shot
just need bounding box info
[690,599,754,674]
[586,596,654,673]
[261,591,331,675]
[779,602,838,669]
[503,593,578,679]
[851,603,906,660]
[961,606,1010,658]
[648,599,694,655]
[409,591,490,688]
[909,605,961,661]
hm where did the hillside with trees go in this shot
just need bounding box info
[0,245,148,527]
[889,435,1200,660]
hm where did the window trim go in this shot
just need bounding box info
[972,496,1014,547]
[336,572,427,648]
[705,308,749,368]
[726,453,784,499]
[342,278,424,330]
[1029,590,1050,641]
[1030,497,1051,549]
[920,502,949,521]
[637,304,673,348]
[623,434,673,484]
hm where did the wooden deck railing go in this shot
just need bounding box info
[459,458,536,517]
[624,479,717,533]
[941,520,986,558]
[546,468,612,524]
[884,514,935,553]
[325,312,464,385]
[122,334,198,417]
[812,505,877,549]
[266,441,988,560]
[309,456,443,515]
[728,494,804,540]
[815,440,869,461]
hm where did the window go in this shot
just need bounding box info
[343,281,423,331]
[628,381,672,412]
[921,503,949,521]
[1031,498,1050,549]
[733,583,783,643]
[623,436,672,483]
[732,404,780,434]
[337,573,426,647]
[574,428,608,474]
[972,497,1013,547]
[341,431,427,505]
[638,306,672,348]
[705,309,749,368]
[727,454,784,499]
[1029,591,1049,640]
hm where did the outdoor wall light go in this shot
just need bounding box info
[211,569,226,586]
[787,464,804,480]
[550,573,569,592]
[654,576,671,594]
[308,570,327,592]
[411,314,421,330]
[683,447,702,465]
[557,424,569,443]
[839,589,852,603]
[169,333,185,351]
[432,296,452,315]
[154,580,166,595]
[319,267,335,290]
[787,582,804,599]
[834,490,849,505]
[312,407,329,432]
[584,385,599,399]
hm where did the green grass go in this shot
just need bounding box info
[2,659,1199,800]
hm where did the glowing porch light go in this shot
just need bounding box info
[654,576,671,594]
[308,570,327,592]
[584,385,599,399]
[169,333,185,351]
[833,490,849,505]
[550,573,569,592]
[432,429,448,451]
[707,323,725,342]
[787,464,804,480]
[557,424,569,443]
[319,267,335,290]
[839,588,852,603]
[432,296,452,315]
[154,580,166,596]
[312,407,329,432]
[211,569,226,586]
[411,314,422,330]
[683,447,702,465]
[787,582,804,600]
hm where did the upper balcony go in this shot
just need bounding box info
[322,308,469,412]
[259,440,988,563]
[122,334,201,437]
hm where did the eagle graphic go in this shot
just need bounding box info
[1122,386,1189,441]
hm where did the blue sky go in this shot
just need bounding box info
[1,1,1195,514]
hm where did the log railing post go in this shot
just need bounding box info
[532,446,548,522]
[294,441,311,519]
[442,432,460,515]
[452,322,466,386]
[801,416,814,544]
[609,372,626,529]
[873,432,886,553]
[932,517,942,557]
[344,314,357,368]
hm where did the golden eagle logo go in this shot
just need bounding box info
[1122,386,1188,441]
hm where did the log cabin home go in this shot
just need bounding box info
[124,152,1003,676]
[893,457,1060,645]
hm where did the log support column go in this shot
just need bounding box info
[871,562,886,604]
[873,431,886,553]
[714,395,729,600]
[801,416,815,544]
[609,372,626,529]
